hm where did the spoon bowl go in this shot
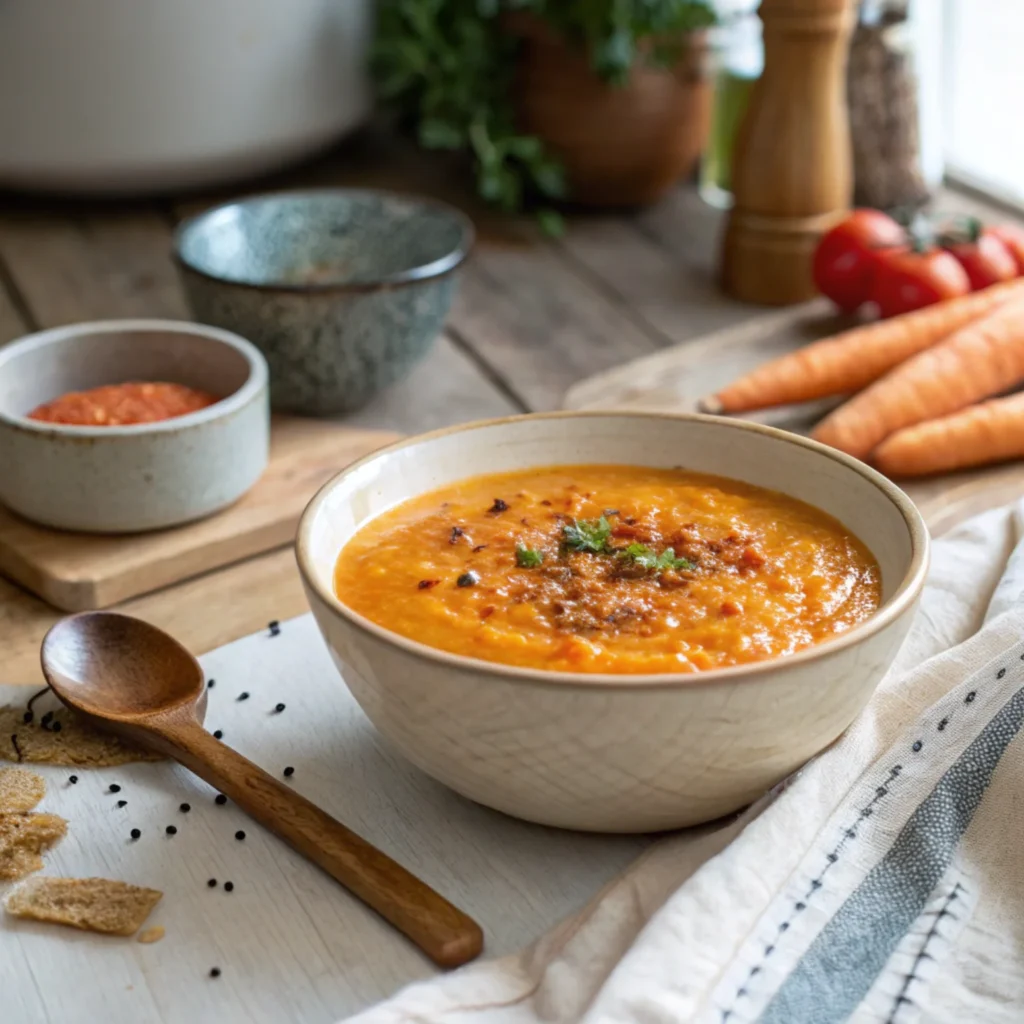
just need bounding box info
[42,612,207,727]
[40,611,482,968]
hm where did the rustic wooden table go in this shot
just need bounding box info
[0,129,1017,682]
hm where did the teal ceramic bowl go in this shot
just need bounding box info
[173,189,474,416]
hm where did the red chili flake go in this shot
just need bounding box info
[472,544,488,553]
[480,606,496,620]
[541,500,552,506]
[418,579,440,590]
[487,498,509,515]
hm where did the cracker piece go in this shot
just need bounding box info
[0,705,163,767]
[137,925,165,944]
[0,768,45,812]
[5,877,163,936]
[0,812,68,880]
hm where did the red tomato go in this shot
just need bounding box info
[943,229,1017,290]
[870,247,971,318]
[813,209,905,312]
[988,224,1024,275]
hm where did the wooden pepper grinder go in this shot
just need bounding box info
[720,0,857,305]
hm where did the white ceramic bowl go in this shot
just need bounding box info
[0,320,270,533]
[297,413,929,833]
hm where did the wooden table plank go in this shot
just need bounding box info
[0,205,190,322]
[0,271,28,345]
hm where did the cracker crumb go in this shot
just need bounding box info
[0,705,162,768]
[0,768,46,812]
[5,877,163,936]
[0,812,68,880]
[137,925,165,944]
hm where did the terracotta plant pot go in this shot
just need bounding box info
[510,16,712,207]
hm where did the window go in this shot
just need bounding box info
[940,0,1024,206]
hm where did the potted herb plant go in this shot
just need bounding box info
[373,0,716,228]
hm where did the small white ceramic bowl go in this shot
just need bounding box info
[0,319,270,533]
[297,412,929,833]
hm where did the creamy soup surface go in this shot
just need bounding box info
[334,465,882,675]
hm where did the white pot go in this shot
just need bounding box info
[0,0,372,195]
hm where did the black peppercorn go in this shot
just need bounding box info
[22,711,32,724]
[130,828,141,840]
[224,881,234,892]
[68,775,78,785]
[117,800,127,808]
[207,679,215,689]
[51,721,62,733]
[283,766,295,778]
[457,571,479,588]
[215,794,227,805]
[273,703,286,714]
[235,830,246,841]
[213,730,223,740]
[210,968,221,978]
[108,784,121,793]
[166,825,177,836]
[207,879,217,888]
[237,692,250,702]
[180,803,191,813]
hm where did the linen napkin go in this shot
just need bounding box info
[347,499,1024,1024]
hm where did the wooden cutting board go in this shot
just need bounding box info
[563,303,1024,536]
[0,417,397,612]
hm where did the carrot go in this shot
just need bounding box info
[873,392,1024,477]
[700,279,1024,415]
[812,296,1024,459]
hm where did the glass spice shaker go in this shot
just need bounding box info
[699,0,763,210]
[847,0,930,214]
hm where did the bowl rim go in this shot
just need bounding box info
[171,187,476,295]
[0,318,269,438]
[296,411,931,691]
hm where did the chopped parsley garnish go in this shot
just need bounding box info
[562,516,612,554]
[515,545,544,568]
[618,543,695,573]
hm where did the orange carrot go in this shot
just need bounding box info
[701,279,1024,415]
[874,392,1024,477]
[813,296,1024,459]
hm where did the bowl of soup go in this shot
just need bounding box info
[0,319,269,532]
[296,412,928,832]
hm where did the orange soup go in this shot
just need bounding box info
[28,382,219,426]
[334,465,882,675]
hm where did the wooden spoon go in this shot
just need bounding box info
[40,611,484,969]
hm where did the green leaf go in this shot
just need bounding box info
[536,209,566,237]
[563,516,613,554]
[617,543,696,573]
[418,118,465,149]
[515,545,545,568]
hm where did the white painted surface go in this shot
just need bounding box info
[0,616,649,1024]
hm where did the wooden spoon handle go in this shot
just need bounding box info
[161,719,483,968]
